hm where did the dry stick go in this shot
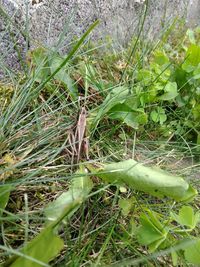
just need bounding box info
[74,107,87,163]
[67,129,77,165]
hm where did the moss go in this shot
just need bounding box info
[0,83,14,109]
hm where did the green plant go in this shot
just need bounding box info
[86,28,200,149]
[133,206,200,265]
[91,159,197,202]
[0,7,200,266]
[2,169,92,267]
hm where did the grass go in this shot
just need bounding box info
[0,2,200,266]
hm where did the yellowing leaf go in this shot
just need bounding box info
[3,153,15,164]
[119,197,135,216]
[0,153,17,181]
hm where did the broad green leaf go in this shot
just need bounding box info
[96,159,197,202]
[140,85,157,104]
[171,206,200,229]
[90,86,130,129]
[133,112,148,125]
[125,94,140,110]
[137,216,162,245]
[49,54,78,100]
[120,112,138,129]
[175,94,187,107]
[149,238,167,252]
[10,225,64,267]
[101,86,129,110]
[159,82,178,101]
[150,107,167,125]
[137,211,168,251]
[179,185,198,202]
[29,47,50,83]
[187,44,200,66]
[184,239,200,265]
[193,64,200,79]
[6,169,92,266]
[182,63,195,73]
[45,169,93,223]
[154,50,169,66]
[173,206,194,227]
[182,44,200,72]
[109,104,147,129]
[145,209,164,230]
[151,62,171,81]
[150,110,159,123]
[5,195,81,267]
[137,69,153,86]
[174,66,188,91]
[0,184,12,217]
[171,251,178,266]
